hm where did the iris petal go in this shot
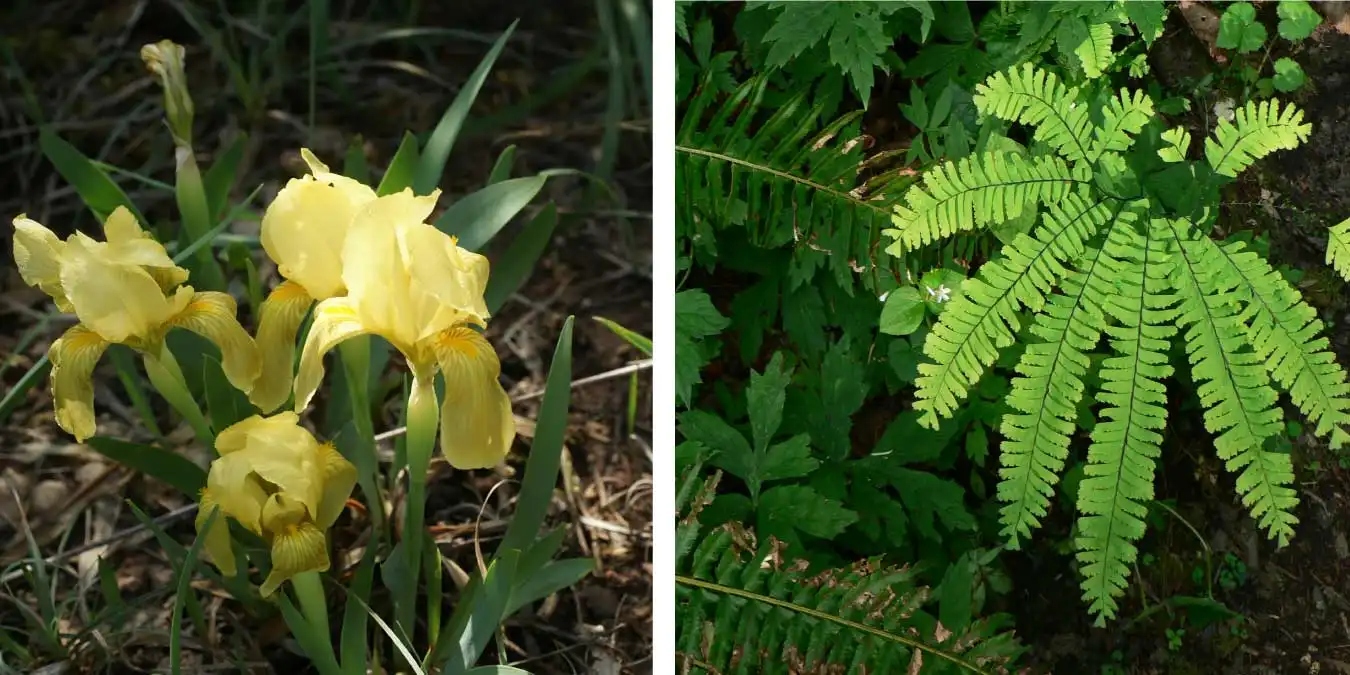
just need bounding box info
[48,324,109,442]
[167,291,261,394]
[195,493,237,578]
[315,442,356,529]
[11,216,71,311]
[293,297,371,413]
[249,281,314,412]
[434,326,515,469]
[260,520,329,597]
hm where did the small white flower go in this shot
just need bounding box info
[878,291,890,303]
[927,284,952,304]
[1213,98,1236,122]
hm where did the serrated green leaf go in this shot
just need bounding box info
[746,352,791,455]
[676,290,730,406]
[939,555,974,631]
[1277,0,1320,40]
[678,409,753,487]
[1218,3,1267,53]
[1272,58,1307,92]
[757,485,858,543]
[760,434,817,482]
[1124,0,1167,42]
[810,339,868,460]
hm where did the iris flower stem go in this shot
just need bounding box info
[397,377,439,641]
[143,346,215,449]
[338,338,386,538]
[290,570,332,644]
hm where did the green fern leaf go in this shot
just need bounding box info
[1074,22,1114,78]
[1075,218,1177,624]
[974,62,1094,164]
[1211,236,1350,448]
[1327,218,1350,283]
[998,213,1131,546]
[886,152,1088,252]
[1166,219,1297,544]
[914,195,1116,428]
[1204,99,1312,177]
[1090,88,1155,161]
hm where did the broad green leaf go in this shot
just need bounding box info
[872,411,946,463]
[760,434,817,482]
[202,133,247,219]
[677,410,753,490]
[1217,3,1266,53]
[757,485,858,543]
[938,554,974,631]
[86,437,206,497]
[1124,0,1167,42]
[593,316,652,356]
[676,290,730,407]
[781,283,827,360]
[888,339,919,383]
[879,287,925,335]
[438,175,548,251]
[436,550,519,675]
[413,21,518,195]
[38,128,139,222]
[1272,58,1307,92]
[377,131,421,196]
[746,352,791,455]
[203,356,253,432]
[340,549,377,675]
[484,203,558,315]
[887,468,977,541]
[810,339,868,460]
[487,145,517,185]
[1277,0,1321,40]
[498,318,574,555]
[503,558,592,617]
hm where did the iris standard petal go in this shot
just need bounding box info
[261,177,358,301]
[293,297,371,413]
[249,281,315,413]
[204,452,268,533]
[314,442,356,529]
[215,413,323,516]
[59,234,182,343]
[48,324,109,442]
[12,215,71,311]
[401,222,492,336]
[99,207,190,291]
[216,411,302,455]
[166,291,261,394]
[195,492,237,577]
[341,189,440,347]
[259,493,328,597]
[434,326,516,469]
[300,148,377,208]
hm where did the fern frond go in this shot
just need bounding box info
[1204,99,1312,178]
[676,521,1021,673]
[973,63,1094,164]
[914,195,1116,428]
[1075,218,1177,624]
[1210,236,1350,448]
[1327,218,1350,283]
[998,225,1122,547]
[885,151,1088,252]
[1089,89,1155,162]
[1166,219,1297,544]
[676,76,917,291]
[1074,22,1114,78]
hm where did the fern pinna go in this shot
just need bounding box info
[884,63,1345,623]
[675,471,1021,674]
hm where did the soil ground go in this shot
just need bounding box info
[0,1,651,673]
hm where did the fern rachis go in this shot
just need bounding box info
[883,63,1336,623]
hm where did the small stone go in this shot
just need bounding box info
[31,480,70,516]
[1336,531,1349,560]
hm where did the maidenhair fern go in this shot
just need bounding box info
[675,470,1021,674]
[883,62,1347,624]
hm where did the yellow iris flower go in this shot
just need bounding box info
[292,188,516,469]
[196,412,356,596]
[11,207,260,442]
[248,149,378,412]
